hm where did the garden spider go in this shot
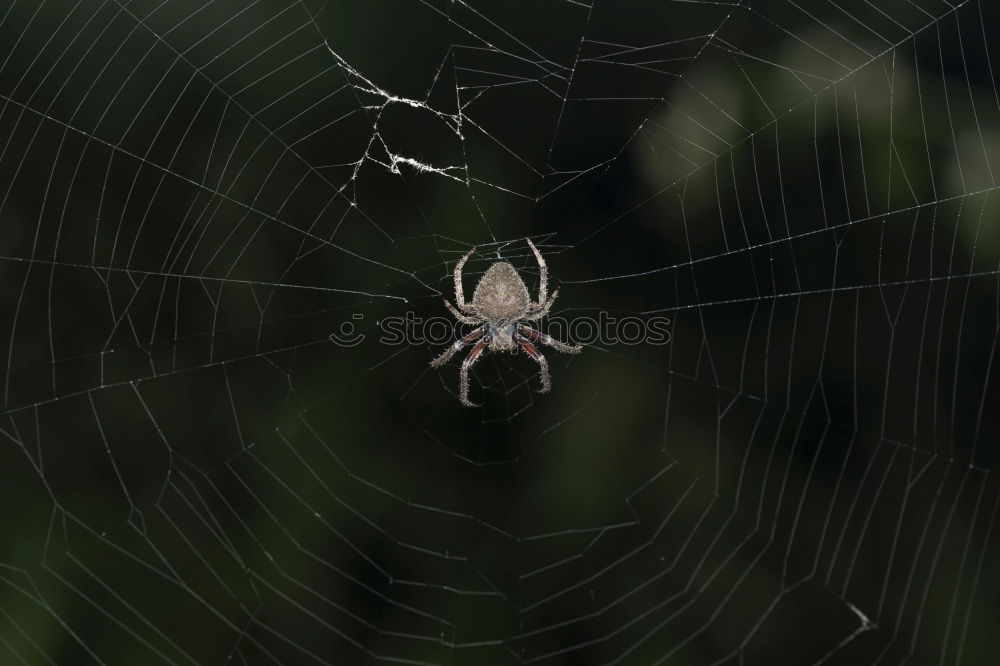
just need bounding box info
[430,239,581,406]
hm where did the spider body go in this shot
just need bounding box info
[472,263,530,328]
[431,239,581,406]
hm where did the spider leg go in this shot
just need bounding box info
[526,238,548,305]
[523,287,559,321]
[454,247,476,311]
[459,338,488,407]
[519,324,582,354]
[516,334,551,393]
[443,299,480,324]
[430,326,484,368]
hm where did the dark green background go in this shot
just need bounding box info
[0,1,998,664]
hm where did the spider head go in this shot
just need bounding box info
[487,322,518,351]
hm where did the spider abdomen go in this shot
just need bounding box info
[471,262,530,322]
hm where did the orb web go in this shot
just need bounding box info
[0,0,998,664]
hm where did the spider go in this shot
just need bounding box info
[430,239,582,406]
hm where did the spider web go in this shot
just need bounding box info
[0,0,998,664]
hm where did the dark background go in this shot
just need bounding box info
[0,0,998,664]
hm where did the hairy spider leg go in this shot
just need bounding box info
[515,334,551,393]
[454,247,476,312]
[524,287,559,320]
[526,238,547,304]
[518,324,582,354]
[430,326,485,368]
[459,337,489,406]
[443,298,480,324]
